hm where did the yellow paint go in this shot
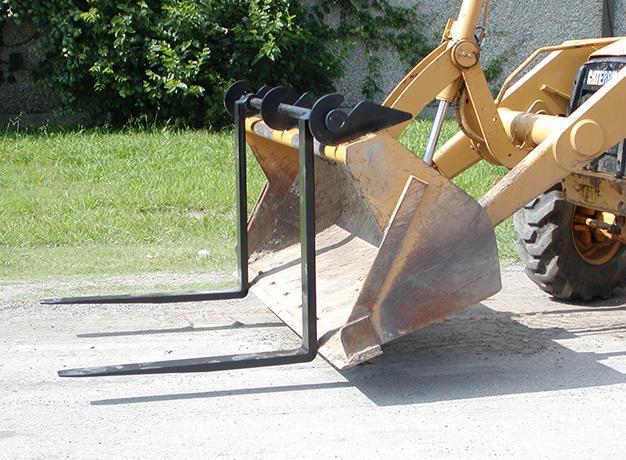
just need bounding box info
[243,0,626,231]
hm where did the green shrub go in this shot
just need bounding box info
[1,0,430,128]
[1,0,341,127]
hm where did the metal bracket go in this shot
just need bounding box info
[53,98,319,377]
[225,80,412,146]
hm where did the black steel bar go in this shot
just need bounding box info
[42,100,250,306]
[58,349,311,377]
[602,0,616,37]
[248,97,310,119]
[57,113,319,377]
[41,290,246,305]
[299,116,318,356]
[235,100,250,292]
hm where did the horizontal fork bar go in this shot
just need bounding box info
[248,97,310,119]
[58,348,316,377]
[41,289,247,305]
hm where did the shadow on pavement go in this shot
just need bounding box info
[341,304,626,406]
[90,302,626,407]
[91,382,352,406]
[78,321,285,338]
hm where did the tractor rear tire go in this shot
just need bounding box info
[514,187,626,302]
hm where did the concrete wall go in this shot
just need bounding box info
[615,0,626,35]
[336,0,606,104]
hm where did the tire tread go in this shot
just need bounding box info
[514,187,625,302]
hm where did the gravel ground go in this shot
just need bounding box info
[1,265,625,459]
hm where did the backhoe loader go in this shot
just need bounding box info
[47,0,626,377]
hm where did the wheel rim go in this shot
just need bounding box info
[571,206,622,266]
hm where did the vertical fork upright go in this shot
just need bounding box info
[299,116,318,356]
[234,100,249,293]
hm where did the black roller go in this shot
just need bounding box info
[261,87,298,130]
[224,80,252,117]
[309,94,345,145]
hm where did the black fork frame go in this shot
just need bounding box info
[55,98,318,377]
[48,81,412,378]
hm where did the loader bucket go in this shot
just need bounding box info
[246,119,502,369]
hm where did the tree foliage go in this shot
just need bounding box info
[1,0,430,127]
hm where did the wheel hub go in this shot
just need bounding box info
[572,206,623,266]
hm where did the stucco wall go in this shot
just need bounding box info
[336,0,606,105]
[614,0,626,35]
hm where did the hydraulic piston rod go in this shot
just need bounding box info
[424,100,450,165]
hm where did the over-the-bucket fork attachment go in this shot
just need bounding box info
[45,0,511,378]
[47,78,495,377]
[47,76,503,376]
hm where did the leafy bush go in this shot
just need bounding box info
[1,0,430,128]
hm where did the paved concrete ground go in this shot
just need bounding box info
[1,265,625,459]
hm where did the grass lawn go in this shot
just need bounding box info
[0,121,516,281]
